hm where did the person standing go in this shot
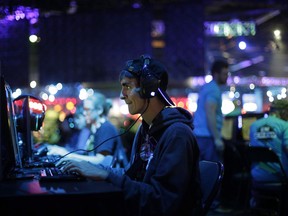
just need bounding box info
[193,60,229,212]
[58,55,202,216]
[193,60,229,162]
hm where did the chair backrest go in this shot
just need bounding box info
[247,146,288,180]
[199,160,224,215]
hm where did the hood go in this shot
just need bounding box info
[144,107,194,135]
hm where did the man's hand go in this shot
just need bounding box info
[47,145,69,156]
[57,160,109,180]
[215,138,224,152]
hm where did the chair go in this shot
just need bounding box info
[199,160,224,215]
[247,146,288,216]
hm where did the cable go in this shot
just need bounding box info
[54,99,150,163]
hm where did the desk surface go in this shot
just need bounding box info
[0,179,125,215]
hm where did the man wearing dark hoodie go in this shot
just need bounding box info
[58,55,202,216]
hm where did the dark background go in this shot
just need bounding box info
[0,0,287,88]
[0,2,204,87]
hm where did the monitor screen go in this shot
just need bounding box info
[239,113,265,142]
[0,75,22,181]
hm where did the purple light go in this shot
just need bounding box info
[30,18,38,25]
[132,3,142,9]
[233,76,240,84]
[1,6,39,23]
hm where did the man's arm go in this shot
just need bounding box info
[205,101,224,151]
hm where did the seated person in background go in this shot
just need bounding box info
[48,91,123,165]
[57,113,79,146]
[64,106,90,152]
[249,99,288,182]
[58,55,202,215]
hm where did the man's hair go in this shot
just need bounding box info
[269,99,288,121]
[119,55,174,106]
[211,60,228,76]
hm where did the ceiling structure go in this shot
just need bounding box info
[206,1,288,78]
[204,0,286,20]
[1,0,287,78]
[1,0,286,17]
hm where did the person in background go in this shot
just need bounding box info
[64,106,90,152]
[57,113,78,146]
[249,99,288,182]
[193,60,229,162]
[58,55,202,216]
[48,91,123,165]
[193,59,229,212]
[249,99,288,212]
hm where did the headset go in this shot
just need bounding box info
[13,94,45,132]
[137,54,160,99]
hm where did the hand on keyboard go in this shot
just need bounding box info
[39,166,84,182]
[55,158,71,169]
[47,145,69,156]
[55,160,109,180]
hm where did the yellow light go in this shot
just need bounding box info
[54,104,62,112]
[66,101,75,111]
[59,111,66,122]
[177,101,184,108]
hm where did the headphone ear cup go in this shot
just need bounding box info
[138,54,160,99]
[13,95,45,131]
[139,70,159,98]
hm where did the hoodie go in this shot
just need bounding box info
[106,107,202,216]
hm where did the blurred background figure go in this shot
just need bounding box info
[47,91,127,166]
[57,113,77,146]
[193,60,229,162]
[249,99,288,182]
[193,59,230,212]
[249,99,288,213]
[63,106,90,152]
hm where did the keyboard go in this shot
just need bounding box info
[23,154,62,168]
[39,167,85,182]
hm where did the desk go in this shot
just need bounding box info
[0,179,125,215]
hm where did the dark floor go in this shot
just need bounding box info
[207,207,281,216]
[205,176,281,216]
[205,190,283,216]
[206,200,252,216]
[205,143,286,216]
[207,209,251,216]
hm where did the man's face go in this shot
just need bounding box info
[120,77,147,115]
[74,113,86,130]
[83,99,97,126]
[218,67,229,85]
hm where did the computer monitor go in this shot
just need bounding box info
[0,75,22,181]
[239,112,265,142]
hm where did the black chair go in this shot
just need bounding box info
[247,146,288,216]
[199,160,224,215]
